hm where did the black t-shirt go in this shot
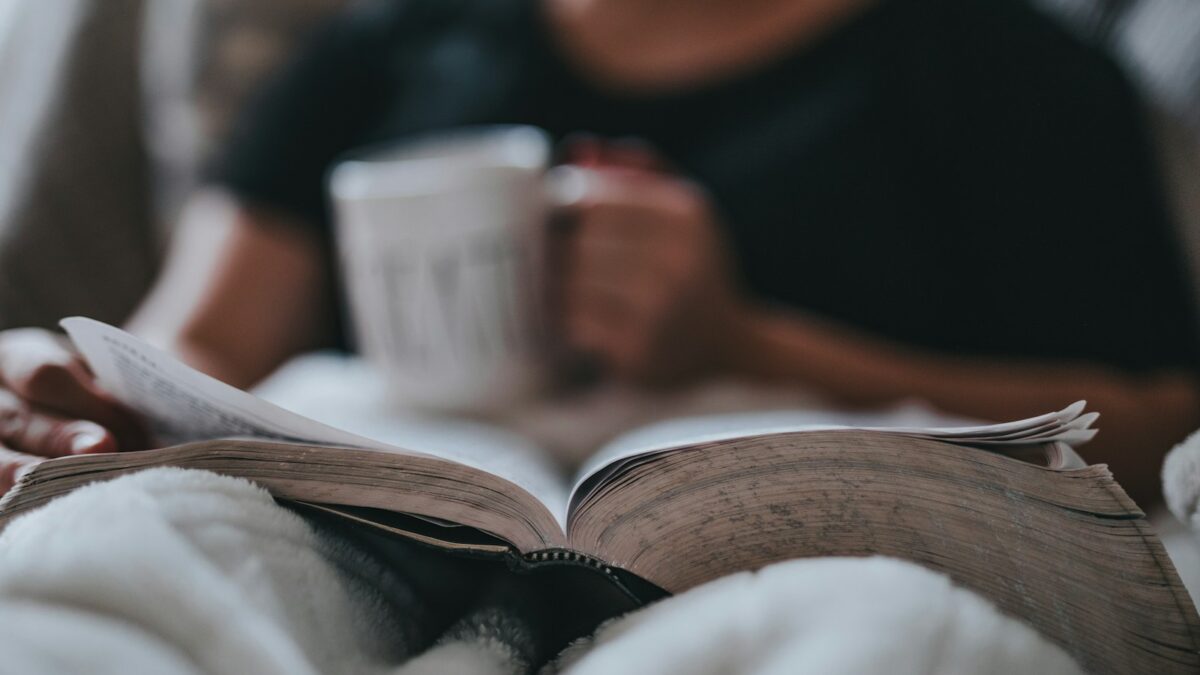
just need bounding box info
[213,0,1200,372]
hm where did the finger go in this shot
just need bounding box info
[567,232,666,293]
[0,331,109,413]
[560,134,668,173]
[566,221,674,316]
[565,300,628,361]
[0,444,42,495]
[560,164,703,210]
[568,205,680,258]
[566,278,639,329]
[0,329,83,386]
[560,133,605,167]
[0,388,119,458]
[565,283,658,375]
[567,269,666,325]
[0,331,149,449]
[568,317,649,379]
[599,137,669,173]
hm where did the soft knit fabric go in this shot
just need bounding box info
[1164,428,1200,529]
[545,557,1084,675]
[0,469,423,675]
[0,469,1084,675]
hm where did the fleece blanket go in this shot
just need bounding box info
[1165,429,1200,530]
[1160,429,1200,600]
[0,468,1085,675]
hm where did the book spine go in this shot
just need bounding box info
[522,549,618,576]
[517,549,670,606]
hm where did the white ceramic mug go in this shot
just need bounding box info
[331,126,566,413]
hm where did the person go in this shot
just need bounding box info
[0,0,1197,504]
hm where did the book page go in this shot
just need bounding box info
[63,318,399,450]
[252,353,571,524]
[569,403,1097,510]
[310,416,570,527]
[62,319,570,525]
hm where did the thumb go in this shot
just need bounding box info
[561,135,668,173]
[0,393,119,457]
[0,330,149,450]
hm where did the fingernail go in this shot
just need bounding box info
[545,165,593,209]
[70,427,107,454]
[560,132,602,166]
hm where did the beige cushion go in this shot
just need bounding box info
[0,0,345,331]
[0,0,155,331]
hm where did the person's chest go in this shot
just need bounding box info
[353,9,956,344]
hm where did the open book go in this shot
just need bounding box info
[1,318,1198,675]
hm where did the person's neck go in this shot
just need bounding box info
[543,0,875,93]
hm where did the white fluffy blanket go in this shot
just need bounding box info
[0,469,1084,675]
[1165,429,1200,530]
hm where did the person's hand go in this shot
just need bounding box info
[0,329,148,493]
[554,142,749,386]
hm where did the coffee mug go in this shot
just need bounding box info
[331,125,571,413]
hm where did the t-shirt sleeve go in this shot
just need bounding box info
[206,5,395,236]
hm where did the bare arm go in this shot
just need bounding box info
[0,192,331,491]
[725,305,1200,504]
[129,191,336,388]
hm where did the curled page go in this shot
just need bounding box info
[571,402,1098,507]
[61,318,570,524]
[63,317,407,451]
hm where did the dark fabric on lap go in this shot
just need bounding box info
[294,504,643,672]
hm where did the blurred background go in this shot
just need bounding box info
[0,0,1198,331]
